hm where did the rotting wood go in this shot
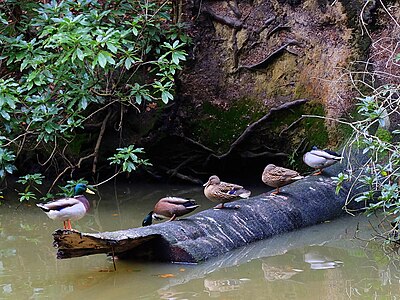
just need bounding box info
[53,155,366,262]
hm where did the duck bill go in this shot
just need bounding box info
[86,188,95,194]
[203,181,210,187]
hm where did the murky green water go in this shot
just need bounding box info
[1,183,399,299]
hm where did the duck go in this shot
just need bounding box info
[203,175,251,209]
[262,164,304,195]
[36,183,95,230]
[303,146,343,175]
[142,197,199,226]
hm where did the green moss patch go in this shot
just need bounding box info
[191,98,267,153]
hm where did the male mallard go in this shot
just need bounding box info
[142,197,199,226]
[262,164,304,195]
[203,175,251,209]
[303,146,343,175]
[36,183,95,230]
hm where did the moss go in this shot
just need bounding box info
[260,101,330,169]
[191,99,330,167]
[302,104,330,146]
[192,98,267,153]
[376,127,392,143]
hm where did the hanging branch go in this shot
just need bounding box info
[92,110,112,174]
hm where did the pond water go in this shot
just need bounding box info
[1,183,399,299]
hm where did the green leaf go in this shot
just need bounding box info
[125,58,131,69]
[76,48,84,61]
[161,90,173,103]
[135,94,142,104]
[98,52,107,68]
[0,110,10,120]
[78,97,88,110]
[106,42,118,54]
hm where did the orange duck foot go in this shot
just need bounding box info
[312,169,322,176]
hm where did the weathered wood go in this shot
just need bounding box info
[53,155,365,263]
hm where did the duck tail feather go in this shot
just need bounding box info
[36,204,50,212]
[238,189,251,198]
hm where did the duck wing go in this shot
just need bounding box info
[161,197,199,208]
[311,149,341,160]
[219,181,244,191]
[220,181,251,198]
[270,166,301,180]
[37,198,80,211]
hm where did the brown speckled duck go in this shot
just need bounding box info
[262,164,304,195]
[142,197,199,226]
[203,175,251,209]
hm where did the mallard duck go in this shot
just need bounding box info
[36,183,95,230]
[262,164,304,195]
[142,197,199,226]
[303,146,343,175]
[203,175,251,209]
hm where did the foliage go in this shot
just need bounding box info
[57,178,90,197]
[16,173,44,202]
[0,146,16,178]
[108,145,151,173]
[16,175,88,202]
[334,84,400,244]
[328,4,400,244]
[0,0,189,190]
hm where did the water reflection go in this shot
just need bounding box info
[262,263,303,281]
[304,251,343,270]
[0,183,400,299]
[204,278,251,297]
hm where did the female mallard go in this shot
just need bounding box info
[262,164,304,195]
[303,146,343,175]
[203,175,251,209]
[36,183,95,230]
[142,197,199,226]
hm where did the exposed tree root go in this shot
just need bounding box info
[267,24,291,38]
[227,0,241,18]
[238,40,300,71]
[203,7,243,29]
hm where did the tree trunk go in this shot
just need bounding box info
[53,154,365,262]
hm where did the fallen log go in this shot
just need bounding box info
[53,153,366,263]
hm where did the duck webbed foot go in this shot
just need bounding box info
[312,169,323,176]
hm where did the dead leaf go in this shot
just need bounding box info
[159,273,175,278]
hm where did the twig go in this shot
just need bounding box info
[47,166,73,194]
[92,110,112,174]
[92,171,122,187]
[181,136,215,153]
[279,116,304,136]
